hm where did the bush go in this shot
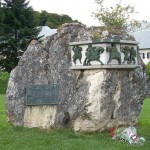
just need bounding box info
[0,71,10,94]
[146,61,150,81]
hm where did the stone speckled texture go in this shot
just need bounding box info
[6,23,146,131]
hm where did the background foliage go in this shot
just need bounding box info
[146,61,150,81]
[34,10,79,29]
[0,71,9,94]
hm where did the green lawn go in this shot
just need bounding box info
[0,94,150,150]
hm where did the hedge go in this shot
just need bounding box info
[0,71,10,94]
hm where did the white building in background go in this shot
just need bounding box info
[132,23,150,64]
[38,26,57,39]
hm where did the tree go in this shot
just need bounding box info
[93,0,142,34]
[0,0,41,72]
[34,10,78,29]
[37,10,49,26]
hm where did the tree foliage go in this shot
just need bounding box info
[0,0,41,72]
[146,61,150,81]
[34,10,76,29]
[93,0,142,34]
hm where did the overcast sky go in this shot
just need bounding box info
[29,0,150,27]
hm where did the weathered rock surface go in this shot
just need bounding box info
[24,105,57,128]
[6,23,146,132]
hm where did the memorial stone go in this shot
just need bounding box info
[6,23,146,131]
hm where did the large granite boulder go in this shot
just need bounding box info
[6,23,146,132]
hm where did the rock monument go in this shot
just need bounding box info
[6,23,146,132]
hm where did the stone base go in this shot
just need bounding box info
[70,65,140,70]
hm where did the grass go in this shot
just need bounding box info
[0,94,150,150]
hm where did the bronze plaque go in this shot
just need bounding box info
[26,84,59,105]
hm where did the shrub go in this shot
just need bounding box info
[146,61,150,81]
[93,0,142,34]
[0,71,10,94]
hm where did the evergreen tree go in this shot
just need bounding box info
[0,0,41,72]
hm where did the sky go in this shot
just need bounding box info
[29,0,150,27]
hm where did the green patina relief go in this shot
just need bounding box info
[106,45,121,65]
[121,46,130,64]
[121,46,137,64]
[72,45,82,64]
[70,40,138,66]
[83,44,104,66]
[129,47,136,64]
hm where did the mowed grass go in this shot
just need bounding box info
[0,94,150,150]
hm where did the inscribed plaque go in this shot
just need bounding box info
[26,84,59,105]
